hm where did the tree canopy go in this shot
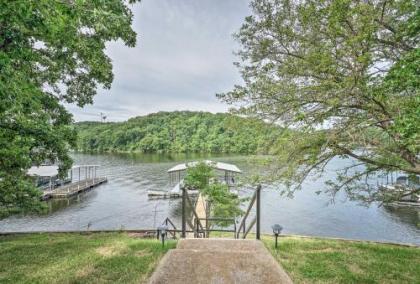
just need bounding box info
[0,0,139,217]
[219,0,419,202]
[75,111,284,154]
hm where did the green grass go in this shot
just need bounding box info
[1,232,419,284]
[0,232,176,284]
[263,236,420,284]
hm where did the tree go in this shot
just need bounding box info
[0,0,139,217]
[218,0,419,203]
[75,111,283,154]
[184,162,243,226]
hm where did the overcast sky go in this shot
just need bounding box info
[66,0,250,122]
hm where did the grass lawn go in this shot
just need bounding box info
[263,235,420,284]
[1,232,418,284]
[0,232,176,284]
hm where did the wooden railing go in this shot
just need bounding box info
[236,184,261,239]
[181,186,205,238]
[197,217,237,238]
[180,184,262,239]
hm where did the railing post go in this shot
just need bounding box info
[256,184,261,240]
[206,201,210,238]
[195,218,199,238]
[181,186,186,238]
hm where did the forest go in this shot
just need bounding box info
[75,111,283,154]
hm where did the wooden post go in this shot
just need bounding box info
[181,186,186,238]
[206,201,210,238]
[194,218,198,238]
[256,184,261,240]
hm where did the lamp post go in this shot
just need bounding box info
[157,225,168,247]
[271,224,283,249]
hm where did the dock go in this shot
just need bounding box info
[42,177,107,199]
[147,182,199,199]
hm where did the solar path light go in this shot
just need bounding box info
[272,224,283,249]
[157,225,168,247]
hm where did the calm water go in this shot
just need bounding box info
[1,153,419,245]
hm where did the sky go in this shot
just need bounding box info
[66,0,251,122]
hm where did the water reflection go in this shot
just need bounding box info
[383,205,420,230]
[45,190,98,213]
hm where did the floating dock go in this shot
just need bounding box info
[148,182,199,199]
[42,177,107,199]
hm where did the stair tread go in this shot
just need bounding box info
[148,240,293,284]
[177,238,266,252]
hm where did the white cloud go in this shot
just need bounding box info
[66,0,250,122]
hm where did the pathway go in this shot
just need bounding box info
[148,238,293,284]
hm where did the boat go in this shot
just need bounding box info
[147,160,241,199]
[379,176,420,205]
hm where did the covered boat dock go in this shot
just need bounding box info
[148,160,241,199]
[27,165,107,199]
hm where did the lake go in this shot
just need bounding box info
[0,153,419,245]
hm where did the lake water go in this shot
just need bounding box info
[0,153,419,245]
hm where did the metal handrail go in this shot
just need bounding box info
[236,185,261,239]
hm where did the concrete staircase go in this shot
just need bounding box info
[148,239,293,284]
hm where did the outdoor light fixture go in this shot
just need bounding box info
[157,225,168,247]
[271,224,283,249]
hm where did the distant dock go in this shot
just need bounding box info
[27,164,107,200]
[42,177,107,199]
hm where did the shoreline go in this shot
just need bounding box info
[1,229,418,247]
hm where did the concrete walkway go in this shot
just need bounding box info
[148,238,293,284]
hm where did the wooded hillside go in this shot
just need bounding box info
[75,111,283,154]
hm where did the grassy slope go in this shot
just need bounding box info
[1,233,418,283]
[0,233,176,284]
[263,236,420,284]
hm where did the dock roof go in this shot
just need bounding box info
[27,165,59,177]
[167,160,241,174]
[27,164,100,177]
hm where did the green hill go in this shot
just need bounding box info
[75,111,283,154]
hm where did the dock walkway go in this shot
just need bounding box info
[187,193,207,238]
[43,177,107,199]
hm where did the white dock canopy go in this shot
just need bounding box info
[27,165,101,177]
[167,160,241,174]
[27,165,59,177]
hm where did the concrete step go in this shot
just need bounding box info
[177,238,267,253]
[148,239,292,284]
